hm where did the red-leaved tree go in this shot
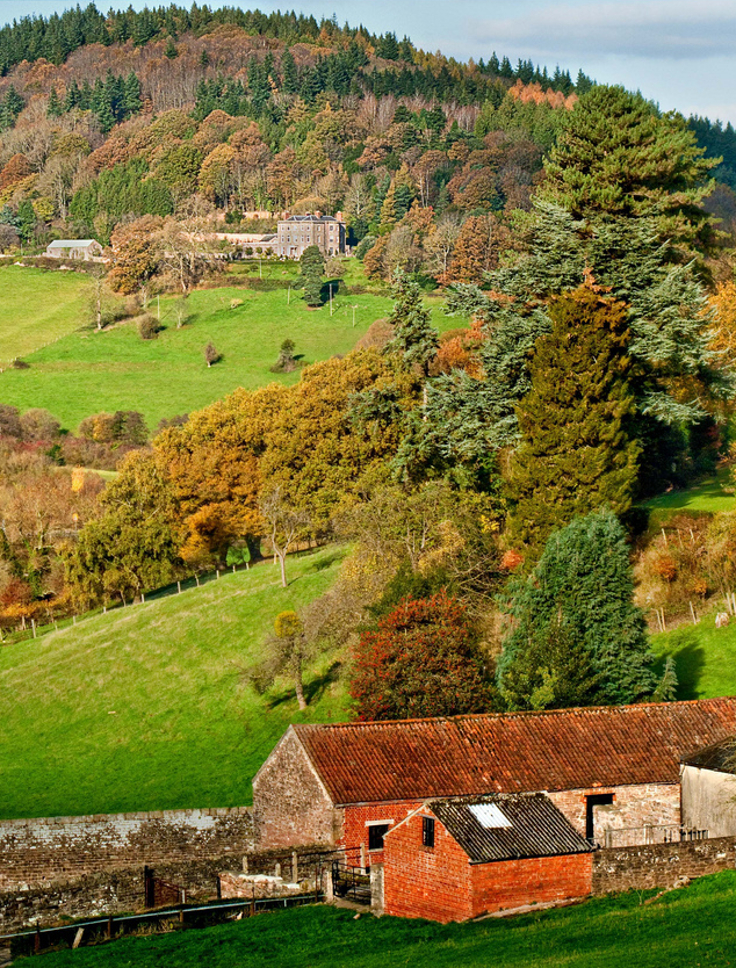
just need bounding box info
[350,591,495,721]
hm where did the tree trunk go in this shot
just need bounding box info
[279,552,287,587]
[294,664,307,710]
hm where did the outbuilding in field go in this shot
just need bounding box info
[45,239,104,261]
[382,793,593,922]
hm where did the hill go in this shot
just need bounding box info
[0,545,350,821]
[0,261,458,429]
[32,870,736,968]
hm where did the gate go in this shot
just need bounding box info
[331,861,371,905]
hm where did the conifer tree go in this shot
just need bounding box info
[47,87,62,117]
[497,508,656,709]
[385,270,438,376]
[299,244,325,307]
[508,286,640,547]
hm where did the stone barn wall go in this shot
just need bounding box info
[549,783,681,842]
[0,807,252,891]
[252,728,339,850]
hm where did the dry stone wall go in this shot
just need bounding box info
[592,836,736,893]
[0,807,253,891]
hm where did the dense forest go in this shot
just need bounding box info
[2,4,736,716]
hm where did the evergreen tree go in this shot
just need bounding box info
[47,87,62,117]
[299,244,325,306]
[123,71,141,116]
[497,509,657,709]
[385,270,438,376]
[508,286,640,548]
[540,85,717,256]
[280,47,298,93]
[164,36,178,58]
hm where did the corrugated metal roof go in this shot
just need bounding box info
[292,699,736,805]
[682,734,736,774]
[427,794,592,863]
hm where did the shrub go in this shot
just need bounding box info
[137,314,161,340]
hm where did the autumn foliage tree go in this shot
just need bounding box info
[350,591,496,720]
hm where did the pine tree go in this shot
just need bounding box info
[497,508,657,709]
[540,85,717,255]
[508,286,640,548]
[47,87,62,117]
[385,270,438,376]
[299,244,325,307]
[280,48,298,93]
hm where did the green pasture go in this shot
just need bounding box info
[643,467,735,519]
[0,546,351,821]
[0,261,459,431]
[0,264,92,361]
[36,870,736,968]
[652,615,736,701]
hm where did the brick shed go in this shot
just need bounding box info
[382,794,593,922]
[253,698,736,857]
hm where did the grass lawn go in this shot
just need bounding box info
[0,261,461,431]
[643,466,735,520]
[0,264,92,362]
[0,545,351,821]
[652,617,736,700]
[34,871,736,968]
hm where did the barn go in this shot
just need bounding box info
[382,793,593,922]
[253,698,736,861]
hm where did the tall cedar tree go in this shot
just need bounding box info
[497,509,657,709]
[540,84,717,255]
[508,286,640,548]
[385,270,438,376]
[350,591,496,721]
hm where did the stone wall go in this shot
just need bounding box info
[0,807,252,891]
[0,857,226,933]
[592,836,736,894]
[548,783,681,842]
[252,728,339,850]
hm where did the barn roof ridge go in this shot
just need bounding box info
[288,698,736,806]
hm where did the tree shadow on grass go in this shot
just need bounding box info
[265,661,343,710]
[656,632,706,700]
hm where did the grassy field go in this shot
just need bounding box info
[0,546,351,821]
[0,261,460,431]
[643,466,735,518]
[0,264,93,362]
[652,618,736,700]
[35,871,736,968]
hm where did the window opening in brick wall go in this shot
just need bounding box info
[422,816,435,848]
[368,823,390,850]
[586,792,614,841]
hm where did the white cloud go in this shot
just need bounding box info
[472,0,736,60]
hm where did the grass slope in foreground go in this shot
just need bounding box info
[36,871,736,968]
[0,264,93,362]
[0,546,349,821]
[0,263,459,430]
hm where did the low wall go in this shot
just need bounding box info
[0,807,253,891]
[593,836,736,893]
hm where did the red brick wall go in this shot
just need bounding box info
[470,853,592,917]
[342,802,421,867]
[383,811,473,922]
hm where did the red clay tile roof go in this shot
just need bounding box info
[292,699,736,806]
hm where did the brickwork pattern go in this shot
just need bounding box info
[383,810,592,922]
[470,854,592,917]
[0,808,252,892]
[383,811,473,922]
[252,730,338,850]
[593,836,736,893]
[548,783,681,839]
[342,802,421,867]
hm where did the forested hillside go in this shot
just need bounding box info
[1,4,736,738]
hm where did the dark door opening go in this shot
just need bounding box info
[586,793,614,841]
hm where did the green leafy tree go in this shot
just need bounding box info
[508,287,640,548]
[497,509,657,709]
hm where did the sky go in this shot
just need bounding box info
[1,0,735,124]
